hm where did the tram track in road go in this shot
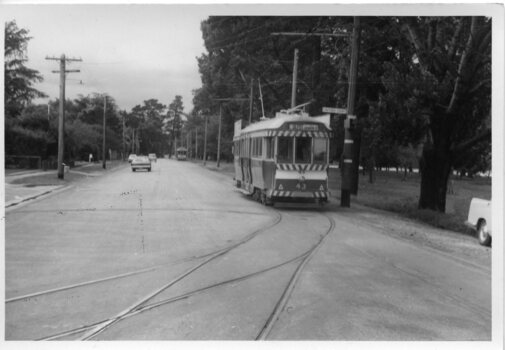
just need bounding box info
[8,206,273,217]
[38,249,306,340]
[256,211,335,340]
[5,208,277,304]
[37,209,335,341]
[73,209,283,340]
[9,200,338,341]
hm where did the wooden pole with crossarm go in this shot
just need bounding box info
[46,54,82,179]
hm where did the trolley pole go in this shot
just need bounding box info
[217,103,222,168]
[46,54,81,179]
[341,16,361,208]
[203,115,208,165]
[291,48,299,108]
[102,95,107,169]
[249,78,254,124]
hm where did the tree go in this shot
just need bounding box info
[128,99,167,155]
[396,17,491,212]
[196,17,341,119]
[165,95,185,154]
[4,20,46,119]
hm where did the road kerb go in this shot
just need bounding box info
[5,185,74,212]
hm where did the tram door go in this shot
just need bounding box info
[240,139,246,183]
[241,138,252,186]
[233,141,242,182]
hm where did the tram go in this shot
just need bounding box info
[233,108,331,205]
[176,147,187,161]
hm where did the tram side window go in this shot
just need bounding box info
[295,137,312,164]
[278,137,293,163]
[252,138,263,158]
[252,138,256,157]
[265,137,274,159]
[314,138,327,164]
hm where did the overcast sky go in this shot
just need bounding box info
[3,5,210,112]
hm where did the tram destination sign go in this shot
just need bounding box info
[285,123,321,131]
[322,107,347,115]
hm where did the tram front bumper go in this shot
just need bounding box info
[270,190,330,199]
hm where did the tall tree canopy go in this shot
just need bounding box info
[194,16,491,212]
[4,20,46,119]
[395,17,491,211]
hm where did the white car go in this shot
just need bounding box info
[131,156,151,172]
[466,198,492,246]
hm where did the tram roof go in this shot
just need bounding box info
[239,111,331,135]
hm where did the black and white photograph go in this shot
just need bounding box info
[1,1,503,349]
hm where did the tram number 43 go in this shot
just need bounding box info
[296,182,307,191]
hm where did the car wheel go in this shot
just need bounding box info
[132,168,135,172]
[477,219,491,246]
[148,168,151,172]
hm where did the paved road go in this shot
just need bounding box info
[5,159,491,340]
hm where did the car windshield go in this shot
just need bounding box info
[135,156,149,162]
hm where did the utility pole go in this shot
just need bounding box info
[46,54,81,179]
[291,48,299,108]
[249,78,254,124]
[212,98,248,167]
[203,115,208,166]
[271,31,348,110]
[217,103,222,168]
[195,128,198,160]
[102,95,107,169]
[122,112,126,161]
[187,130,191,159]
[341,17,361,207]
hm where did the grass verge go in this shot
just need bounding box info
[328,168,490,235]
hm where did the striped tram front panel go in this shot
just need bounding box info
[273,167,329,200]
[266,130,328,138]
[276,163,328,171]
